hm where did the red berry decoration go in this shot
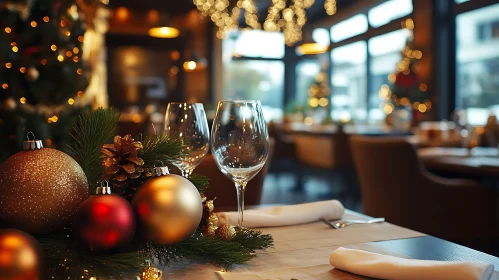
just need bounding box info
[73,183,136,252]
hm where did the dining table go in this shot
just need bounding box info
[418,147,499,179]
[159,209,499,280]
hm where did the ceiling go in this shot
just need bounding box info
[110,0,355,22]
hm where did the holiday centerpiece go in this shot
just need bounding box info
[0,108,273,279]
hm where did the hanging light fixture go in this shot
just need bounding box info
[297,39,328,55]
[183,51,208,72]
[148,14,179,38]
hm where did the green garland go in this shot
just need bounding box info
[37,108,273,279]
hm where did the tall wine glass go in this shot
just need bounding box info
[211,100,269,227]
[165,103,210,177]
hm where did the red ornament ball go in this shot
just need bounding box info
[0,229,43,280]
[73,194,136,252]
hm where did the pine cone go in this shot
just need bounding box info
[102,135,145,182]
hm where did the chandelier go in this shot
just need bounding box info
[193,0,337,46]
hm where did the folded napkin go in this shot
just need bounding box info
[329,247,494,280]
[217,200,344,228]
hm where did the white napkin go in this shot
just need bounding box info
[217,200,344,228]
[329,247,494,280]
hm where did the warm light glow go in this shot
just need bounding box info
[413,50,422,59]
[148,27,180,38]
[419,83,427,92]
[66,51,73,57]
[304,117,314,125]
[60,20,67,27]
[319,97,329,107]
[51,115,58,123]
[388,73,396,83]
[51,44,57,51]
[43,16,50,22]
[73,47,79,54]
[171,50,180,60]
[413,102,420,110]
[77,68,83,75]
[78,36,84,42]
[147,10,160,24]
[73,56,79,62]
[308,97,319,107]
[20,97,26,104]
[169,66,179,75]
[12,46,18,52]
[5,62,12,69]
[20,67,26,73]
[68,98,75,105]
[41,59,47,65]
[5,27,11,33]
[132,113,142,123]
[297,42,328,55]
[2,84,8,90]
[65,31,71,37]
[57,55,64,62]
[405,18,414,29]
[424,99,432,109]
[30,21,37,27]
[77,91,84,97]
[116,7,130,21]
[384,103,394,114]
[183,61,197,71]
[418,103,427,113]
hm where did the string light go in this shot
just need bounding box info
[77,68,83,75]
[4,27,11,33]
[419,83,427,91]
[68,98,75,105]
[30,21,37,27]
[73,47,79,54]
[2,83,8,90]
[51,45,57,51]
[324,0,337,15]
[5,62,12,69]
[57,55,64,62]
[41,59,48,65]
[73,56,79,62]
[77,91,84,97]
[60,20,67,27]
[65,31,71,37]
[78,36,84,42]
[20,67,26,73]
[12,46,18,52]
[66,51,73,57]
[43,16,50,22]
[20,97,26,104]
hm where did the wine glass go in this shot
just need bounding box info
[211,100,269,227]
[164,103,210,177]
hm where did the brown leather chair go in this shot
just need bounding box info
[195,139,274,210]
[350,136,496,247]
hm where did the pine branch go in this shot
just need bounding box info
[232,228,274,251]
[189,173,210,193]
[67,108,120,190]
[139,133,187,168]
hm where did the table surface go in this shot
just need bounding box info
[161,210,499,280]
[282,123,411,137]
[418,147,499,178]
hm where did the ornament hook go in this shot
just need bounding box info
[24,131,43,150]
[96,180,111,195]
[151,161,169,177]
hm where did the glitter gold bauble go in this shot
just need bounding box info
[132,174,203,245]
[215,224,236,241]
[140,265,162,280]
[0,145,89,234]
[0,229,43,280]
[201,223,217,237]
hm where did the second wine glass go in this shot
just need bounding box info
[164,103,210,177]
[211,100,269,227]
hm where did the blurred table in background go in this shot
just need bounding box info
[282,122,411,137]
[418,147,499,179]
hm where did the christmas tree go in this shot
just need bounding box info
[305,71,331,124]
[0,0,89,161]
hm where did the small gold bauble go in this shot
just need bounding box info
[215,224,236,241]
[0,148,89,234]
[132,174,203,245]
[208,212,219,227]
[201,224,217,237]
[140,265,162,280]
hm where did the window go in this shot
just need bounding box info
[330,41,367,122]
[312,28,331,46]
[369,29,409,121]
[368,0,413,28]
[330,14,368,43]
[455,0,470,3]
[456,3,499,125]
[296,60,321,105]
[222,30,285,59]
[223,60,284,120]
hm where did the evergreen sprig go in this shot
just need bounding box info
[189,173,210,193]
[139,133,186,168]
[67,108,120,189]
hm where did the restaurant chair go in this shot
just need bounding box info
[195,139,274,210]
[350,136,496,248]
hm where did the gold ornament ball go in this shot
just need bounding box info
[215,224,236,241]
[0,229,43,280]
[132,174,203,245]
[140,265,162,280]
[0,148,89,234]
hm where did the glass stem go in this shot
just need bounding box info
[235,182,247,227]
